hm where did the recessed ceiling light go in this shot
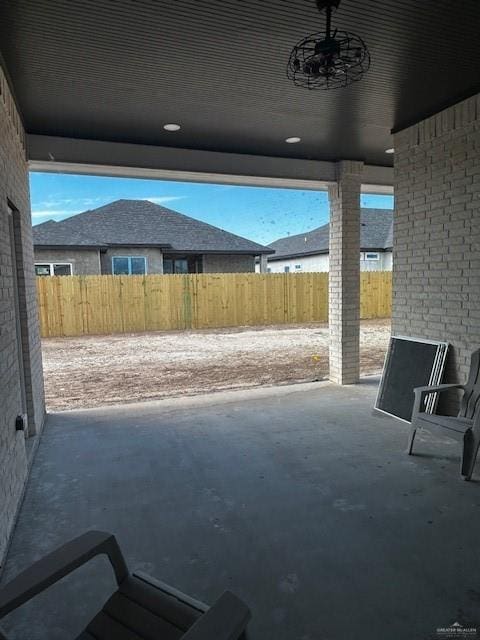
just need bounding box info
[164,123,181,131]
[385,148,395,154]
[285,137,301,143]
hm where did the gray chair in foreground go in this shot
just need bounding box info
[0,530,250,640]
[408,348,480,480]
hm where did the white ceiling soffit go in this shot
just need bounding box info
[27,135,393,194]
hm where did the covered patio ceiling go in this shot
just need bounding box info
[1,0,480,169]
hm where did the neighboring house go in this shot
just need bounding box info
[33,199,273,276]
[260,208,393,273]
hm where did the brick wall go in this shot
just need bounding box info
[392,94,480,409]
[34,248,100,275]
[203,254,255,273]
[0,65,45,568]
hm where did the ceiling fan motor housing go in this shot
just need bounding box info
[315,0,341,12]
[287,0,370,89]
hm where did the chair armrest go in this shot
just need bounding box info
[413,384,464,415]
[0,530,128,619]
[414,384,463,396]
[182,591,251,640]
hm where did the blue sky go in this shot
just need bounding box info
[29,173,393,245]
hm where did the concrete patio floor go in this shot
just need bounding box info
[2,378,480,639]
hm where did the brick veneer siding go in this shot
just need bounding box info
[34,248,100,275]
[328,161,363,385]
[392,94,480,411]
[0,65,45,567]
[202,254,255,273]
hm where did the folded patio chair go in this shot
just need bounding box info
[0,530,250,639]
[407,348,480,480]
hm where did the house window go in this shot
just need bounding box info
[365,252,380,261]
[295,264,302,271]
[35,263,72,276]
[175,259,188,274]
[163,255,202,274]
[284,266,290,273]
[267,268,271,273]
[112,256,147,275]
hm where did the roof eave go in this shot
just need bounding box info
[165,248,274,255]
[103,243,173,250]
[34,243,105,250]
[34,243,273,254]
[268,249,329,261]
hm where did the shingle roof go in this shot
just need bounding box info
[268,208,393,261]
[32,219,104,247]
[33,199,273,254]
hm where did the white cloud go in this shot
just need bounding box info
[31,209,83,219]
[142,196,187,204]
[31,196,186,219]
[32,196,107,210]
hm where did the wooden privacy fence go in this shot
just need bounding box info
[360,271,392,319]
[37,271,392,338]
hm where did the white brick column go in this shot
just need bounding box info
[328,160,363,385]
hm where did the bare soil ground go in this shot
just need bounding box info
[42,319,391,411]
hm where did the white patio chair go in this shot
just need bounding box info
[408,348,480,480]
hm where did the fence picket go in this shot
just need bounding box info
[36,272,390,337]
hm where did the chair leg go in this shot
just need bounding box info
[407,425,417,455]
[461,430,480,481]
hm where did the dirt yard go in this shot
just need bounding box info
[42,319,391,411]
